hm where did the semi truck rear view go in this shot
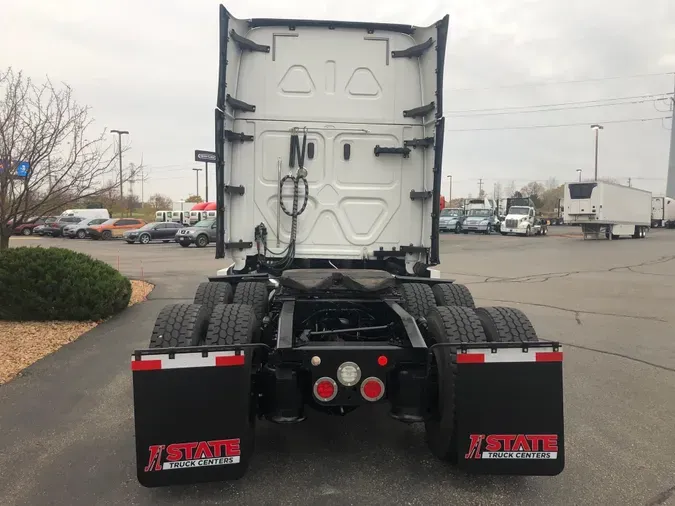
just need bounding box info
[563,181,651,240]
[130,5,565,487]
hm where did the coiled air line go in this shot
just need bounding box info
[257,128,310,272]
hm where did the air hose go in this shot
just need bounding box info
[258,129,310,271]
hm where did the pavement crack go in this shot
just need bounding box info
[560,343,675,374]
[478,297,667,323]
[645,484,675,506]
[462,255,675,285]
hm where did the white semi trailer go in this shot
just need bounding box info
[563,181,651,240]
[651,196,675,228]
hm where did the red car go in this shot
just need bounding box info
[13,216,58,236]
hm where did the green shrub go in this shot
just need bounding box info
[0,247,132,321]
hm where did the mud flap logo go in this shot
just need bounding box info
[145,439,241,471]
[465,434,558,460]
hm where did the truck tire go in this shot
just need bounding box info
[432,283,475,308]
[233,282,268,323]
[400,283,436,319]
[149,303,210,348]
[204,303,260,345]
[194,281,234,313]
[474,307,539,343]
[424,306,487,461]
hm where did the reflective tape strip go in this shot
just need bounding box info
[131,350,244,371]
[456,347,562,364]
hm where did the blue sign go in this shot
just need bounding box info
[17,161,30,177]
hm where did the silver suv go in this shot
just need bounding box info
[174,219,217,248]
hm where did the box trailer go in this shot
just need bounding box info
[130,5,565,487]
[563,182,651,240]
[651,196,675,228]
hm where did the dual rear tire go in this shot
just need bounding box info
[424,304,539,461]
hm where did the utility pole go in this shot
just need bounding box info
[140,167,144,206]
[128,166,135,217]
[446,175,452,202]
[477,178,484,197]
[110,129,129,202]
[666,75,675,198]
[192,167,202,199]
[590,124,603,181]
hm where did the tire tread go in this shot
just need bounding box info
[149,303,210,348]
[233,282,268,322]
[204,303,259,345]
[474,307,539,343]
[432,283,475,308]
[400,283,436,319]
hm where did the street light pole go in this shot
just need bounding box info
[446,175,452,202]
[576,168,582,182]
[192,168,202,199]
[590,124,603,181]
[204,162,209,202]
[110,130,129,203]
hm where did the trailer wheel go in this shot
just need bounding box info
[204,303,260,345]
[400,283,436,319]
[425,306,487,461]
[149,303,210,348]
[194,281,234,313]
[233,282,269,323]
[475,307,539,343]
[432,283,475,308]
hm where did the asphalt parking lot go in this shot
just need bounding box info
[1,228,674,506]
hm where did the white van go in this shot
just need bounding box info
[171,210,190,225]
[61,209,110,220]
[156,210,172,222]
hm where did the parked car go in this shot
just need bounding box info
[124,222,184,244]
[87,218,147,240]
[174,219,217,248]
[63,217,108,239]
[13,216,57,236]
[45,216,87,237]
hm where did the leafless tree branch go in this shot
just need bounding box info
[0,67,139,249]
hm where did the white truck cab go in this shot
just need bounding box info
[500,205,548,237]
[215,7,448,276]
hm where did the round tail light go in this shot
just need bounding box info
[313,377,338,402]
[337,361,361,386]
[360,377,385,402]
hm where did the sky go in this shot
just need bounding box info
[2,0,674,202]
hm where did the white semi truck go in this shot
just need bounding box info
[563,181,651,240]
[499,197,548,237]
[651,196,675,228]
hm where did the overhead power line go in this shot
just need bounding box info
[446,116,671,132]
[447,72,674,92]
[447,93,673,117]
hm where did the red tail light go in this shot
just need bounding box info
[360,377,385,402]
[313,377,338,402]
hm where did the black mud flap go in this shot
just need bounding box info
[131,346,256,487]
[455,342,564,475]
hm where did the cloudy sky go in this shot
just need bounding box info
[3,0,674,202]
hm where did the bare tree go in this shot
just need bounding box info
[504,180,516,198]
[185,194,203,203]
[147,193,173,211]
[546,177,558,190]
[0,68,136,249]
